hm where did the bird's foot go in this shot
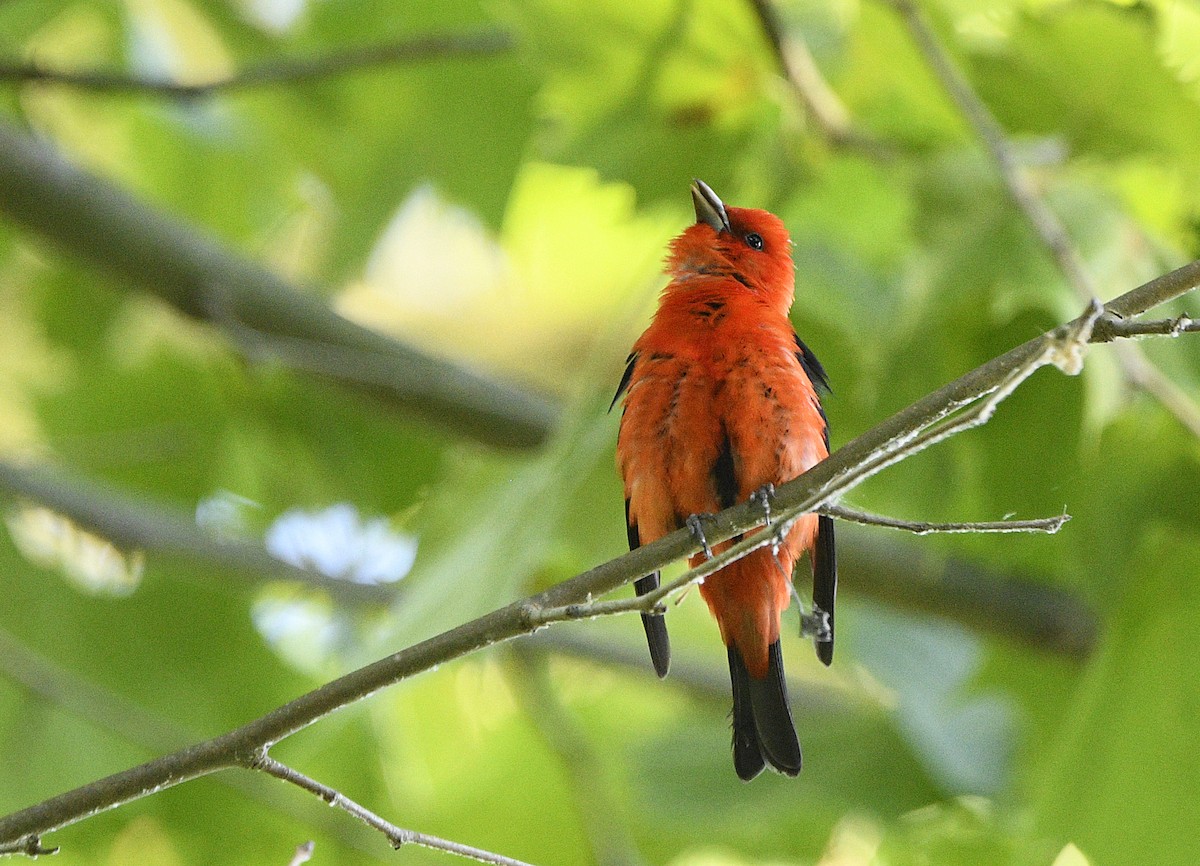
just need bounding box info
[685,513,717,559]
[750,483,776,527]
[801,605,832,644]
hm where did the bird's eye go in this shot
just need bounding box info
[745,232,764,251]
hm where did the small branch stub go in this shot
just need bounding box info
[287,841,315,866]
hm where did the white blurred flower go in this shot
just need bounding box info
[239,0,309,34]
[264,503,417,585]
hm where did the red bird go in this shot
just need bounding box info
[613,180,836,780]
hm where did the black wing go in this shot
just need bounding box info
[812,515,837,666]
[626,498,670,678]
[793,332,835,663]
[793,332,831,395]
[609,351,638,412]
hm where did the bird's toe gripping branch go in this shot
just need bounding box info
[750,482,776,527]
[685,513,718,559]
[801,606,833,645]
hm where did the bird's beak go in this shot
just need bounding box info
[691,179,731,234]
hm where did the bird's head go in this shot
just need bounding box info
[666,179,795,314]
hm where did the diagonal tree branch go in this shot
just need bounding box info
[0,30,513,98]
[0,628,397,859]
[887,0,1200,438]
[1,259,1198,855]
[0,119,557,448]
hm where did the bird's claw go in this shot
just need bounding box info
[685,513,716,559]
[750,483,776,526]
[801,606,833,644]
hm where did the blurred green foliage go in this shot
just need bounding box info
[2,0,1200,864]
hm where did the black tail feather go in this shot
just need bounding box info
[635,572,670,678]
[727,642,801,780]
[812,514,837,666]
[729,646,766,780]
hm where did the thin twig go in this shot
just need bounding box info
[746,0,890,155]
[839,527,1098,658]
[1116,350,1200,434]
[888,0,1200,438]
[821,503,1069,535]
[1,262,1198,853]
[1092,312,1199,341]
[252,756,535,866]
[0,30,513,97]
[886,0,1092,294]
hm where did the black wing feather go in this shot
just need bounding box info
[793,332,831,394]
[812,514,837,666]
[609,351,638,412]
[626,498,670,678]
[712,429,738,509]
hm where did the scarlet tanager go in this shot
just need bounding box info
[613,180,836,780]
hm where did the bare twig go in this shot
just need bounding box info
[0,119,556,448]
[822,503,1069,535]
[0,30,513,97]
[252,756,534,866]
[1092,312,1199,342]
[839,526,1098,658]
[888,0,1200,438]
[1115,350,1200,434]
[887,0,1092,291]
[1,260,1198,854]
[286,841,315,866]
[746,0,889,154]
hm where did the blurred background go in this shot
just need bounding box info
[1,0,1199,864]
